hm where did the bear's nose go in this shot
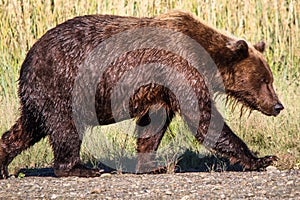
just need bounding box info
[274,102,284,112]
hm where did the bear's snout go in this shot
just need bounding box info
[273,102,284,116]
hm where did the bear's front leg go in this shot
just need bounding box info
[135,107,175,173]
[206,123,278,170]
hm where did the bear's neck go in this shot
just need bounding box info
[151,16,233,70]
[153,16,236,89]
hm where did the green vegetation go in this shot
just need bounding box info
[0,0,299,174]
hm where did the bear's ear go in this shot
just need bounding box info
[254,41,266,53]
[227,40,249,59]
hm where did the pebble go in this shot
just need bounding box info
[101,173,112,178]
[50,194,58,199]
[91,188,104,194]
[286,180,294,185]
[180,195,190,200]
[266,166,280,173]
[165,190,173,195]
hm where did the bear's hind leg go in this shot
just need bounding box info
[0,117,46,179]
[50,119,102,177]
[135,107,174,173]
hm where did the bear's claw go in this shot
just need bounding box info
[54,164,104,178]
[257,155,279,168]
[242,155,279,171]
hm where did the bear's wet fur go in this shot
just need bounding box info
[0,11,283,178]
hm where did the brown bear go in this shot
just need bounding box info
[0,11,284,178]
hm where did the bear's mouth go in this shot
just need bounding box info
[236,97,278,117]
[226,91,258,113]
[240,98,259,112]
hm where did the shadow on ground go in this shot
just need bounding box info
[176,149,243,172]
[16,149,244,177]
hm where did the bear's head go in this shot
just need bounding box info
[223,40,284,116]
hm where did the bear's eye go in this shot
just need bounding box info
[261,78,269,84]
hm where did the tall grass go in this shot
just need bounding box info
[0,0,299,173]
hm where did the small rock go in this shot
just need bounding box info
[50,194,58,199]
[286,180,294,185]
[260,190,267,195]
[165,190,173,195]
[247,193,255,197]
[181,195,190,200]
[8,175,16,179]
[91,188,103,194]
[266,166,280,173]
[101,173,112,178]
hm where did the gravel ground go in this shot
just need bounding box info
[0,169,299,199]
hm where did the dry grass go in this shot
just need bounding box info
[0,0,299,173]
